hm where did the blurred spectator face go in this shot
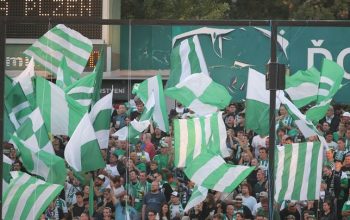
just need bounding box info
[136,103,144,113]
[259,148,267,160]
[12,161,21,171]
[322,123,330,132]
[155,127,161,135]
[241,185,249,195]
[150,163,158,171]
[129,170,137,182]
[326,107,334,117]
[279,105,287,116]
[322,202,330,213]
[236,213,244,220]
[83,185,90,194]
[226,204,234,217]
[151,181,159,192]
[325,150,334,160]
[338,139,345,150]
[103,207,112,218]
[227,115,235,125]
[288,202,297,212]
[76,194,83,204]
[139,172,147,182]
[257,169,265,182]
[346,129,350,139]
[118,104,126,114]
[109,154,118,164]
[325,133,333,142]
[227,104,236,113]
[80,213,89,220]
[338,123,346,132]
[344,156,350,166]
[251,158,259,167]
[147,211,156,220]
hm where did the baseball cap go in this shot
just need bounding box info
[342,112,350,117]
[259,191,268,198]
[234,195,243,202]
[171,191,179,197]
[97,174,105,181]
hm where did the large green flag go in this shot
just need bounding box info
[306,59,344,123]
[165,73,231,116]
[23,24,92,77]
[89,91,113,149]
[285,67,320,108]
[64,114,106,172]
[184,150,254,192]
[36,76,86,136]
[65,72,96,110]
[56,56,78,89]
[12,108,54,154]
[166,35,209,88]
[11,135,67,185]
[132,75,169,133]
[245,68,273,136]
[2,171,63,220]
[274,142,323,202]
[173,111,230,168]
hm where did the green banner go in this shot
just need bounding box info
[119,25,350,104]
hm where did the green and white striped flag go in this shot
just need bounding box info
[64,114,106,172]
[184,151,254,192]
[3,154,12,192]
[11,135,67,185]
[12,108,54,154]
[174,111,230,168]
[132,75,169,133]
[184,185,208,212]
[285,67,320,108]
[166,35,209,88]
[12,57,36,108]
[56,56,78,89]
[246,68,280,136]
[89,91,113,149]
[306,59,344,123]
[2,171,63,220]
[5,76,33,129]
[36,76,86,136]
[65,72,96,110]
[274,142,323,202]
[165,73,231,116]
[23,24,92,77]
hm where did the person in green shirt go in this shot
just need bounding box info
[153,137,173,172]
[342,190,350,220]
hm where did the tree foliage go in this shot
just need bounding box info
[121,0,350,20]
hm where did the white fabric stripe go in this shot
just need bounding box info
[46,31,91,59]
[214,166,249,191]
[33,154,50,180]
[24,135,40,153]
[50,83,69,135]
[27,185,61,220]
[147,76,166,132]
[193,119,202,159]
[320,76,334,86]
[18,115,30,124]
[33,41,84,74]
[178,120,189,167]
[315,143,324,199]
[274,145,285,201]
[24,50,58,74]
[188,99,218,116]
[13,183,38,219]
[184,186,208,212]
[95,130,109,149]
[191,156,223,185]
[130,120,150,132]
[75,99,92,106]
[30,108,44,132]
[179,39,191,82]
[57,24,92,46]
[89,92,113,122]
[42,142,55,154]
[217,112,230,157]
[8,112,20,129]
[285,82,318,100]
[318,89,329,97]
[175,74,212,97]
[3,154,12,164]
[204,116,211,144]
[2,174,31,217]
[284,144,299,200]
[13,58,35,96]
[193,35,209,75]
[300,142,313,200]
[12,102,30,115]
[68,86,94,94]
[246,69,269,104]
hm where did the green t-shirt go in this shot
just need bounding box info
[153,154,170,171]
[342,201,350,220]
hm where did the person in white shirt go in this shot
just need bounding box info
[251,134,267,158]
[241,182,257,212]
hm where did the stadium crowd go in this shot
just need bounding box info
[4,99,350,220]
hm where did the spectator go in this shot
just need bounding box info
[142,181,166,220]
[319,106,340,133]
[169,191,184,219]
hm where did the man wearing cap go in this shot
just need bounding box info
[342,112,350,125]
[279,201,301,220]
[153,137,173,172]
[252,191,268,217]
[345,128,350,151]
[169,191,184,219]
[95,174,107,205]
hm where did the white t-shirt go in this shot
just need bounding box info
[242,195,257,212]
[251,135,267,158]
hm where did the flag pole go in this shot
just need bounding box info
[0,19,6,220]
[267,20,277,220]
